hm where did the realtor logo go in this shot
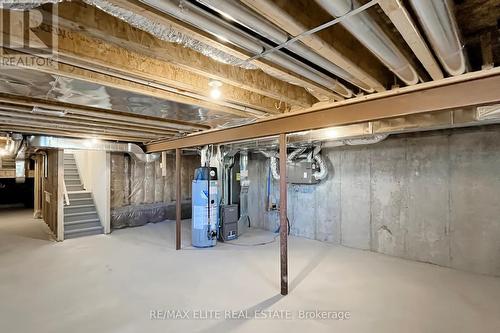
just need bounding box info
[0,1,58,67]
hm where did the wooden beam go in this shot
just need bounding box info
[146,70,500,151]
[105,0,337,102]
[175,148,182,250]
[279,133,288,296]
[378,0,444,81]
[242,0,390,92]
[55,2,315,109]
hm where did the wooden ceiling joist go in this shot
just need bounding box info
[104,0,339,102]
[2,23,284,117]
[242,0,391,93]
[378,0,444,81]
[146,69,500,151]
[56,2,316,109]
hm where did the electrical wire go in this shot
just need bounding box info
[223,233,279,247]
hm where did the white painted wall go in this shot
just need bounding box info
[71,150,111,234]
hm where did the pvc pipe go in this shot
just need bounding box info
[409,0,466,76]
[140,0,353,98]
[199,0,374,92]
[315,0,419,85]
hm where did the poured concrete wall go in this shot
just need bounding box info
[248,125,500,276]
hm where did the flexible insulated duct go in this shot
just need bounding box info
[287,147,307,162]
[140,0,353,98]
[199,0,374,93]
[315,0,419,85]
[261,147,328,181]
[409,0,466,76]
[0,0,62,10]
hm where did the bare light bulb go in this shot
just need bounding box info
[208,79,223,100]
[210,87,221,100]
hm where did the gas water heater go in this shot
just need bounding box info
[192,167,219,248]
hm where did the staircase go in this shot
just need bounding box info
[63,153,104,239]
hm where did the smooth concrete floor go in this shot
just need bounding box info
[1,208,500,333]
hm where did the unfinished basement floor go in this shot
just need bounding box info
[1,208,500,333]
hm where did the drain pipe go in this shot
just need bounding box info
[315,0,419,85]
[28,136,160,162]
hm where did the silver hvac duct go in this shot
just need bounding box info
[199,0,374,93]
[287,147,307,162]
[139,0,353,98]
[83,0,257,69]
[238,150,250,231]
[28,136,160,162]
[0,133,23,158]
[200,145,210,167]
[409,0,466,76]
[315,0,419,85]
[15,142,27,183]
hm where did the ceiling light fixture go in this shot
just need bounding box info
[208,79,222,100]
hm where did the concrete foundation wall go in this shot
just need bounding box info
[248,125,500,276]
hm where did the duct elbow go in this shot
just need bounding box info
[288,147,307,162]
[270,156,280,180]
[313,154,328,181]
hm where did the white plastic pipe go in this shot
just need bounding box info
[315,0,419,85]
[140,0,353,98]
[200,0,374,92]
[409,0,466,76]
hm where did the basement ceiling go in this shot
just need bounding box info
[0,0,499,144]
